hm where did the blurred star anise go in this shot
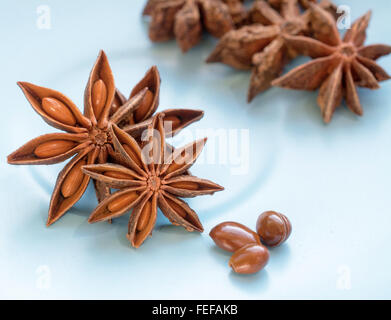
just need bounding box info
[272,5,391,122]
[143,0,235,52]
[83,114,224,248]
[207,0,314,101]
[7,51,204,225]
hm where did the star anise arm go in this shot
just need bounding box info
[148,1,185,42]
[127,192,157,248]
[129,66,161,123]
[82,163,145,189]
[109,124,149,177]
[351,59,380,89]
[248,38,286,102]
[159,191,203,232]
[309,3,340,46]
[344,65,363,117]
[124,109,204,139]
[161,109,204,137]
[317,63,343,123]
[343,11,371,47]
[206,25,280,70]
[17,82,91,133]
[356,56,391,82]
[174,0,202,52]
[272,55,340,90]
[162,175,224,198]
[47,146,96,226]
[283,34,336,58]
[7,132,90,165]
[84,50,116,128]
[160,137,207,179]
[198,0,234,38]
[358,44,391,61]
[87,187,149,223]
[142,114,166,174]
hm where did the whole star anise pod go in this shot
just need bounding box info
[82,114,224,248]
[272,5,391,123]
[143,0,234,52]
[207,0,315,101]
[7,51,204,225]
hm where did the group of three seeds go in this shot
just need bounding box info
[210,211,292,274]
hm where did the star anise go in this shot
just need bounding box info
[207,0,314,101]
[272,5,391,123]
[143,0,235,52]
[7,51,204,225]
[82,114,224,248]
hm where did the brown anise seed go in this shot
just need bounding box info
[164,115,181,130]
[166,198,187,218]
[137,201,151,232]
[61,159,86,198]
[104,171,134,180]
[134,89,153,122]
[92,79,107,119]
[108,191,139,213]
[42,97,76,126]
[169,181,199,190]
[34,140,76,158]
[256,211,292,247]
[122,144,143,168]
[209,221,260,252]
[229,244,269,274]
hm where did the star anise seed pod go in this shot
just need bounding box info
[272,5,391,123]
[82,114,224,248]
[144,0,234,52]
[7,51,204,225]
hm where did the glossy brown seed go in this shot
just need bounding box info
[137,200,151,231]
[108,191,139,213]
[92,79,107,119]
[34,140,76,158]
[256,211,292,247]
[169,181,199,190]
[166,197,187,218]
[61,159,86,198]
[42,97,76,126]
[134,89,153,122]
[122,144,143,168]
[229,244,269,274]
[209,221,261,252]
[104,171,134,180]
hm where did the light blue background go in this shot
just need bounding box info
[1,0,390,299]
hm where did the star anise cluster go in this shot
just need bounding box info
[207,0,339,101]
[272,6,391,122]
[144,0,391,122]
[83,114,224,247]
[8,50,207,226]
